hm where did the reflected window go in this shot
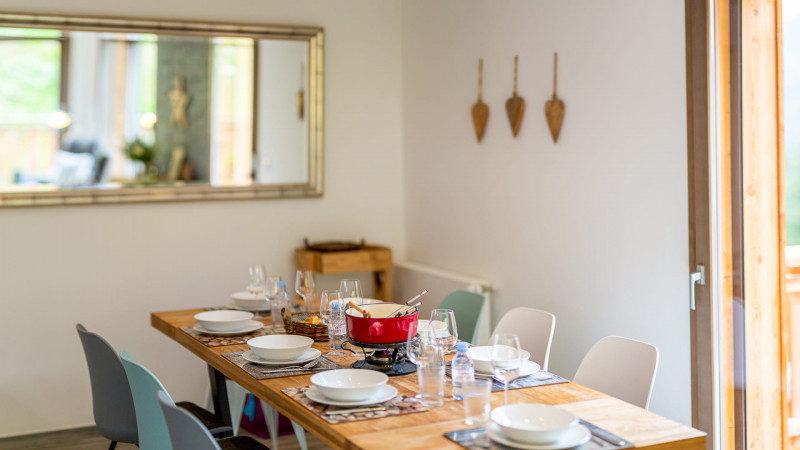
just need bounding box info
[209,37,254,185]
[0,28,64,186]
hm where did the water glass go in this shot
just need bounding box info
[339,279,363,306]
[429,309,458,353]
[269,297,286,333]
[294,270,315,313]
[265,276,282,298]
[320,290,345,357]
[491,333,522,405]
[248,264,266,295]
[462,379,492,425]
[417,362,445,408]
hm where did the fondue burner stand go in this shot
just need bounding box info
[347,338,416,376]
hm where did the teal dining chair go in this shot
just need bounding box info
[120,351,231,449]
[158,390,269,450]
[437,290,486,345]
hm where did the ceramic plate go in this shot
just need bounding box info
[242,348,322,366]
[304,384,398,407]
[226,301,270,312]
[475,359,542,378]
[487,423,591,450]
[193,320,264,336]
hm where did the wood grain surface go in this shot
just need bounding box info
[152,309,705,450]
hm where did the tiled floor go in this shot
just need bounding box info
[0,426,332,450]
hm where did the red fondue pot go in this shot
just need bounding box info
[345,303,418,344]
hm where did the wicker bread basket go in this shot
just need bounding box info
[283,311,329,342]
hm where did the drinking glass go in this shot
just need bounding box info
[418,363,445,408]
[247,264,266,295]
[294,270,315,313]
[265,276,282,327]
[265,276,282,298]
[429,309,458,353]
[339,279,363,307]
[407,326,443,399]
[462,379,492,425]
[491,333,522,405]
[319,290,344,357]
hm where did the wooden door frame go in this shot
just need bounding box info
[685,0,787,448]
[685,2,736,448]
[741,0,787,448]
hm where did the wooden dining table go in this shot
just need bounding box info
[151,309,706,450]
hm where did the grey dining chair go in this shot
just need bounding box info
[76,324,139,450]
[158,390,269,450]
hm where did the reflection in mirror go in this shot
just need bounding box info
[0,14,323,206]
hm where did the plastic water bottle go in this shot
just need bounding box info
[451,341,474,400]
[269,280,290,332]
[328,301,347,348]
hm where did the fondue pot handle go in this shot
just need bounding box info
[368,321,383,336]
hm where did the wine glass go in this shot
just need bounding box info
[320,290,344,357]
[247,264,266,296]
[263,276,282,322]
[429,309,458,353]
[339,279,363,308]
[294,270,315,313]
[491,333,522,405]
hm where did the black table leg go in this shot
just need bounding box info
[207,364,233,435]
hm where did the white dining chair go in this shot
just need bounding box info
[572,335,659,410]
[491,307,556,371]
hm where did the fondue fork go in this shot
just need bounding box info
[387,290,428,317]
[393,302,420,317]
[405,289,428,305]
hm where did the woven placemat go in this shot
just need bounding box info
[281,385,428,424]
[179,325,272,347]
[444,419,634,449]
[445,364,569,392]
[221,351,345,379]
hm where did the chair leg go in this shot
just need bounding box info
[108,442,117,450]
[291,421,308,450]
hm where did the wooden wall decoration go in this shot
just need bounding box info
[471,58,489,142]
[545,53,565,142]
[505,55,525,137]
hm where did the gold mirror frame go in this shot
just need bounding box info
[0,13,324,207]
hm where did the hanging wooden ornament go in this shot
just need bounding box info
[545,52,565,143]
[471,58,489,142]
[505,55,525,138]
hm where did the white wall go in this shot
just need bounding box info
[0,0,403,437]
[401,0,690,423]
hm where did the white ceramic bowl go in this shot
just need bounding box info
[418,319,447,340]
[310,369,388,402]
[231,291,269,310]
[247,335,314,361]
[194,310,254,332]
[491,404,578,444]
[468,345,531,374]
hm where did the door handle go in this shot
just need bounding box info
[689,264,706,311]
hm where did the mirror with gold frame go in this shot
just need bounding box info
[0,13,323,206]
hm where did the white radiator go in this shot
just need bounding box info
[392,261,494,345]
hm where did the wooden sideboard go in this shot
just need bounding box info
[295,245,393,301]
